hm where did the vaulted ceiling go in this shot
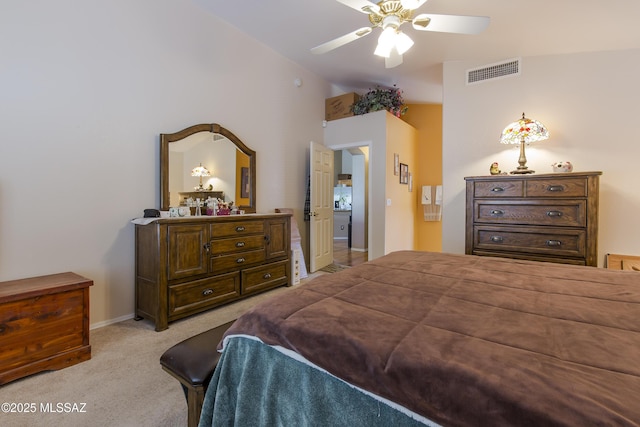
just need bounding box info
[193,0,640,103]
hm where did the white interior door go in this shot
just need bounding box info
[309,141,334,272]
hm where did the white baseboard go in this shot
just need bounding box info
[90,313,135,330]
[350,247,367,252]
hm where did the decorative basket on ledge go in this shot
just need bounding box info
[351,86,408,118]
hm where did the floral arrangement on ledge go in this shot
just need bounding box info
[351,85,408,117]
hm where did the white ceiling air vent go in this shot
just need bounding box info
[466,58,520,85]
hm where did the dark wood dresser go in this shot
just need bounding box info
[0,272,92,385]
[135,213,291,331]
[465,171,601,266]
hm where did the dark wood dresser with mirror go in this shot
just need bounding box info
[465,171,601,266]
[135,214,290,331]
[135,122,290,331]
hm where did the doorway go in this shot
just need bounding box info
[332,147,368,267]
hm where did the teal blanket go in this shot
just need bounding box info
[198,336,435,427]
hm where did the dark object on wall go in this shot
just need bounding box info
[399,163,409,184]
[241,167,250,198]
[144,209,160,218]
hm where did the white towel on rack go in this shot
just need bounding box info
[435,185,443,205]
[421,186,432,205]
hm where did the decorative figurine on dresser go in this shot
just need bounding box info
[465,171,602,266]
[134,123,291,331]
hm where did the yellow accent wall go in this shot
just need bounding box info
[235,151,250,206]
[384,112,418,254]
[403,104,443,252]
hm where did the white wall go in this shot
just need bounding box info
[442,49,640,265]
[325,110,417,260]
[0,0,331,327]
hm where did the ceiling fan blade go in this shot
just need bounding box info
[400,0,428,10]
[385,49,403,68]
[335,0,380,15]
[412,13,490,34]
[311,27,373,55]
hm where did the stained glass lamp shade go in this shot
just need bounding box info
[191,163,211,189]
[500,112,549,174]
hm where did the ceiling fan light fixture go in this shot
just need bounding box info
[395,31,414,55]
[374,43,392,58]
[374,26,397,57]
[312,0,491,66]
[400,0,428,10]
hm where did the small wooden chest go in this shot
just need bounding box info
[0,272,92,385]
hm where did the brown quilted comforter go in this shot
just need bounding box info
[222,251,640,426]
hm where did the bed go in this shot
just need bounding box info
[199,251,640,426]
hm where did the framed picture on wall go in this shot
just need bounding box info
[400,163,409,184]
[394,153,399,176]
[241,167,250,198]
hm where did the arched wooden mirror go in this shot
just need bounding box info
[160,123,256,213]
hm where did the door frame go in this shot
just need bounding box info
[326,142,371,256]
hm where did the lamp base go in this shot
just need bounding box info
[510,169,535,174]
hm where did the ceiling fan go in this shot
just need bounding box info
[311,0,490,68]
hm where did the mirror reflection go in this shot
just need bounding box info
[160,124,256,213]
[168,132,250,207]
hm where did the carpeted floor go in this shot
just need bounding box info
[0,272,325,427]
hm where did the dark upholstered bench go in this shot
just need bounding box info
[160,320,235,427]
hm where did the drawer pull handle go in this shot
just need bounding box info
[263,273,272,279]
[546,211,563,217]
[491,187,505,192]
[203,243,211,252]
[546,240,562,246]
[490,209,504,216]
[547,185,564,192]
[490,236,504,243]
[236,241,245,247]
[235,226,246,232]
[202,288,214,296]
[236,257,245,263]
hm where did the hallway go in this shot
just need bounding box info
[333,240,368,267]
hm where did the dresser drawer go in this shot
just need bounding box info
[242,260,289,295]
[210,220,264,238]
[474,226,586,257]
[168,272,240,318]
[525,178,587,197]
[210,249,266,273]
[473,180,523,198]
[475,200,586,227]
[210,235,265,255]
